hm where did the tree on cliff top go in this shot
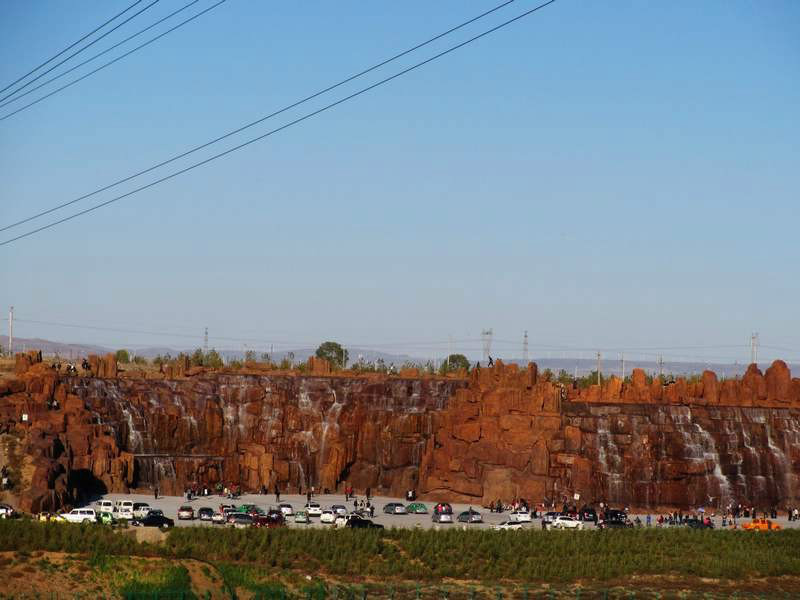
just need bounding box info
[439,353,470,374]
[115,349,130,364]
[315,341,348,369]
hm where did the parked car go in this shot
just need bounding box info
[197,507,215,521]
[334,514,350,528]
[542,511,560,525]
[597,520,633,530]
[0,504,16,519]
[743,518,781,531]
[457,509,483,524]
[509,509,532,523]
[406,503,428,514]
[279,503,294,516]
[211,511,226,525]
[254,513,285,528]
[115,500,135,520]
[131,513,174,528]
[96,500,116,515]
[685,519,713,529]
[345,516,384,529]
[579,507,597,522]
[320,509,336,524]
[383,502,407,515]
[305,502,322,517]
[59,508,97,524]
[229,514,254,529]
[493,520,524,531]
[177,506,195,520]
[432,503,453,524]
[98,511,116,525]
[331,504,348,516]
[129,503,150,519]
[552,515,583,530]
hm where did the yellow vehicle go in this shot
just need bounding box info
[742,518,782,531]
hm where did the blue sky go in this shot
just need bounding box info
[0,0,798,363]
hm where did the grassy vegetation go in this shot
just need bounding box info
[1,520,799,586]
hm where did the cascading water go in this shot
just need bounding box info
[597,417,624,502]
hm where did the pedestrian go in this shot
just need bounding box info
[275,484,280,503]
[154,486,159,500]
[646,514,651,527]
[353,499,358,512]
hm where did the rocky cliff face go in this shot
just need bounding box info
[2,351,800,512]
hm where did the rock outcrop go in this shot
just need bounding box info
[2,352,800,512]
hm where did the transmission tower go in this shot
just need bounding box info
[481,329,493,362]
[750,332,759,365]
[7,306,13,356]
[523,330,529,362]
[204,327,208,353]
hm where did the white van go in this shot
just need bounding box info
[96,500,116,514]
[60,508,97,523]
[115,500,134,519]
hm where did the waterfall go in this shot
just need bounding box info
[597,417,624,503]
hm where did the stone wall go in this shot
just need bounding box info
[2,352,800,512]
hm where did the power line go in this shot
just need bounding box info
[0,0,145,97]
[0,0,162,105]
[0,0,204,111]
[0,0,559,246]
[0,0,520,233]
[0,0,224,121]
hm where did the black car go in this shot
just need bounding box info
[197,507,215,521]
[597,520,632,530]
[131,513,175,528]
[579,507,597,522]
[685,519,714,529]
[346,516,384,529]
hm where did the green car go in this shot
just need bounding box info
[98,511,116,525]
[406,503,428,514]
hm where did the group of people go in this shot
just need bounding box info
[787,507,800,521]
[49,361,86,375]
[488,498,532,514]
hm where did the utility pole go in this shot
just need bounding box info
[596,352,601,385]
[448,335,453,369]
[8,306,13,356]
[574,364,578,380]
[481,329,493,363]
[658,355,664,380]
[523,330,529,363]
[621,352,625,380]
[750,332,759,365]
[204,327,208,353]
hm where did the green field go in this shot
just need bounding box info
[0,521,798,598]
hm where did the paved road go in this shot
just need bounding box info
[89,492,800,530]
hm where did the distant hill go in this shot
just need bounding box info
[0,335,110,359]
[2,335,795,378]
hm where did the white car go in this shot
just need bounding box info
[116,500,135,520]
[0,504,15,518]
[279,503,294,516]
[320,510,336,524]
[132,503,151,519]
[211,512,226,524]
[552,515,583,530]
[510,510,532,523]
[59,508,97,523]
[334,514,349,528]
[305,502,322,517]
[493,520,524,531]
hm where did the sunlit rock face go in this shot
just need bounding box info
[3,352,800,512]
[69,374,463,497]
